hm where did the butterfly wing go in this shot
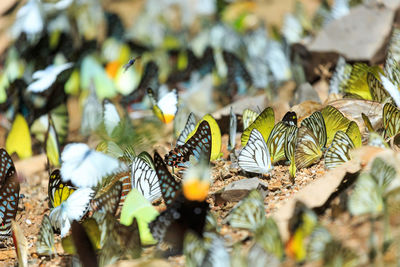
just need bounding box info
[91,181,122,215]
[242,108,259,130]
[131,157,161,202]
[0,149,15,190]
[267,122,288,163]
[228,107,237,151]
[5,113,32,159]
[61,143,121,188]
[300,111,326,149]
[321,105,351,146]
[36,215,55,256]
[0,172,19,238]
[367,72,393,104]
[238,129,272,174]
[49,188,94,237]
[383,102,400,139]
[154,152,181,206]
[176,112,196,146]
[324,131,354,169]
[165,121,212,168]
[284,125,298,178]
[225,190,266,232]
[241,107,275,147]
[295,126,322,169]
[48,169,75,209]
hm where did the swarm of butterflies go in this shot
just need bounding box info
[2,0,400,266]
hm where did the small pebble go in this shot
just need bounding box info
[26,219,32,225]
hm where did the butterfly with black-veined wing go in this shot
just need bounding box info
[383,102,400,139]
[324,131,354,170]
[242,108,259,130]
[91,181,122,216]
[284,125,298,179]
[36,215,56,256]
[295,126,322,169]
[164,120,212,168]
[241,107,274,147]
[238,129,272,174]
[228,107,237,151]
[0,149,20,238]
[176,112,196,147]
[131,156,161,202]
[300,111,326,149]
[153,152,181,206]
[48,169,76,209]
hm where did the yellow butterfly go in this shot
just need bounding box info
[321,105,351,146]
[383,102,400,139]
[241,107,275,147]
[6,113,32,159]
[295,126,322,169]
[48,169,76,209]
[284,125,298,179]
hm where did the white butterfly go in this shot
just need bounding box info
[228,107,237,151]
[103,101,121,136]
[61,143,122,188]
[27,63,73,92]
[379,73,400,107]
[11,0,44,41]
[131,157,161,202]
[81,82,103,136]
[238,129,273,174]
[157,89,178,122]
[176,112,196,146]
[49,187,94,237]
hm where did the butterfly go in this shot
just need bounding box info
[286,201,319,262]
[153,152,181,206]
[91,181,122,216]
[149,193,209,255]
[228,107,237,151]
[267,122,289,163]
[0,149,20,238]
[378,73,400,107]
[80,81,103,136]
[329,56,352,95]
[383,102,400,139]
[103,100,121,137]
[164,120,212,168]
[241,107,274,147]
[176,112,196,147]
[147,87,178,124]
[300,111,326,149]
[11,220,28,266]
[36,215,56,256]
[99,213,142,266]
[223,50,253,95]
[321,105,351,146]
[238,129,272,174]
[344,63,381,101]
[225,190,283,259]
[27,63,73,93]
[324,131,355,169]
[70,220,99,267]
[5,113,32,159]
[49,187,95,237]
[242,108,259,130]
[131,156,161,202]
[284,125,298,179]
[48,169,76,209]
[295,126,322,169]
[60,143,122,188]
[367,72,393,104]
